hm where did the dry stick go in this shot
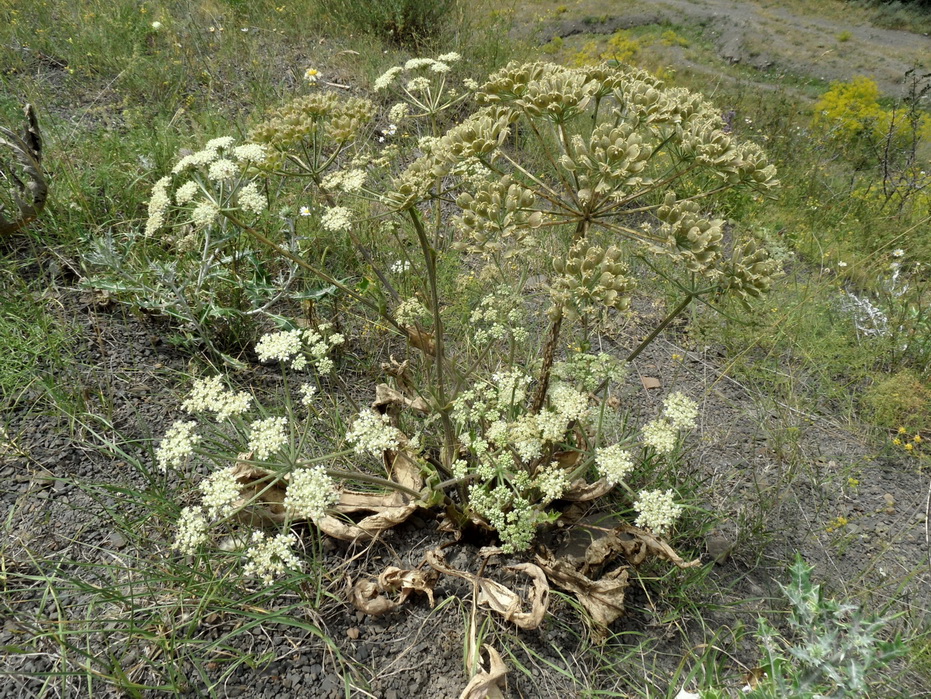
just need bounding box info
[530,309,563,415]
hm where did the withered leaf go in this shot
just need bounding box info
[378,566,438,607]
[406,325,435,355]
[562,478,614,502]
[615,524,701,568]
[458,645,508,699]
[535,553,629,642]
[373,383,430,414]
[425,549,548,630]
[640,376,661,390]
[351,578,398,616]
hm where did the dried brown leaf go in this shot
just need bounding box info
[316,514,373,542]
[535,553,629,642]
[425,549,548,630]
[373,383,430,414]
[351,579,398,616]
[615,524,701,568]
[406,325,435,355]
[562,478,614,502]
[458,645,508,699]
[378,566,438,606]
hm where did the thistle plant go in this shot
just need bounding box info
[746,555,904,698]
[146,59,780,578]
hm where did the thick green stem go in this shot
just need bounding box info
[626,294,693,364]
[408,208,457,469]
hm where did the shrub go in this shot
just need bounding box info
[863,369,931,431]
[140,59,779,603]
[316,0,457,47]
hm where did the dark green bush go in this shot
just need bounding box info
[317,0,456,47]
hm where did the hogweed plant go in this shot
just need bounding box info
[149,60,780,611]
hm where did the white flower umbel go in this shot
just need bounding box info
[237,182,267,215]
[198,466,242,519]
[374,66,403,91]
[493,368,530,409]
[145,176,172,236]
[596,444,635,485]
[395,297,428,327]
[321,206,353,232]
[172,505,208,555]
[642,418,678,455]
[248,416,288,460]
[232,143,266,163]
[663,392,698,430]
[191,200,220,228]
[633,488,683,535]
[242,530,302,585]
[298,383,317,406]
[156,420,201,471]
[346,410,401,457]
[175,180,200,205]
[182,376,252,421]
[284,466,338,521]
[255,329,303,365]
[389,102,409,123]
[535,462,569,503]
[207,158,237,182]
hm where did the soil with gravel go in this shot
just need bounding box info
[1,253,929,698]
[525,0,931,97]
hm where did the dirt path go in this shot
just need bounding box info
[528,0,931,95]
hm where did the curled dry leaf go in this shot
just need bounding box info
[230,459,288,527]
[426,549,548,630]
[406,325,435,355]
[352,565,438,616]
[319,446,424,542]
[380,356,416,394]
[378,566,438,606]
[535,552,629,643]
[351,578,398,616]
[458,645,508,699]
[614,524,701,568]
[373,383,430,414]
[562,477,614,502]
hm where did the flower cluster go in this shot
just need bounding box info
[145,136,269,237]
[156,420,201,471]
[596,444,635,485]
[182,376,252,421]
[198,466,242,518]
[248,416,288,460]
[633,489,683,535]
[346,410,402,457]
[171,506,209,555]
[283,466,338,521]
[642,392,698,454]
[254,326,344,374]
[242,531,303,585]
